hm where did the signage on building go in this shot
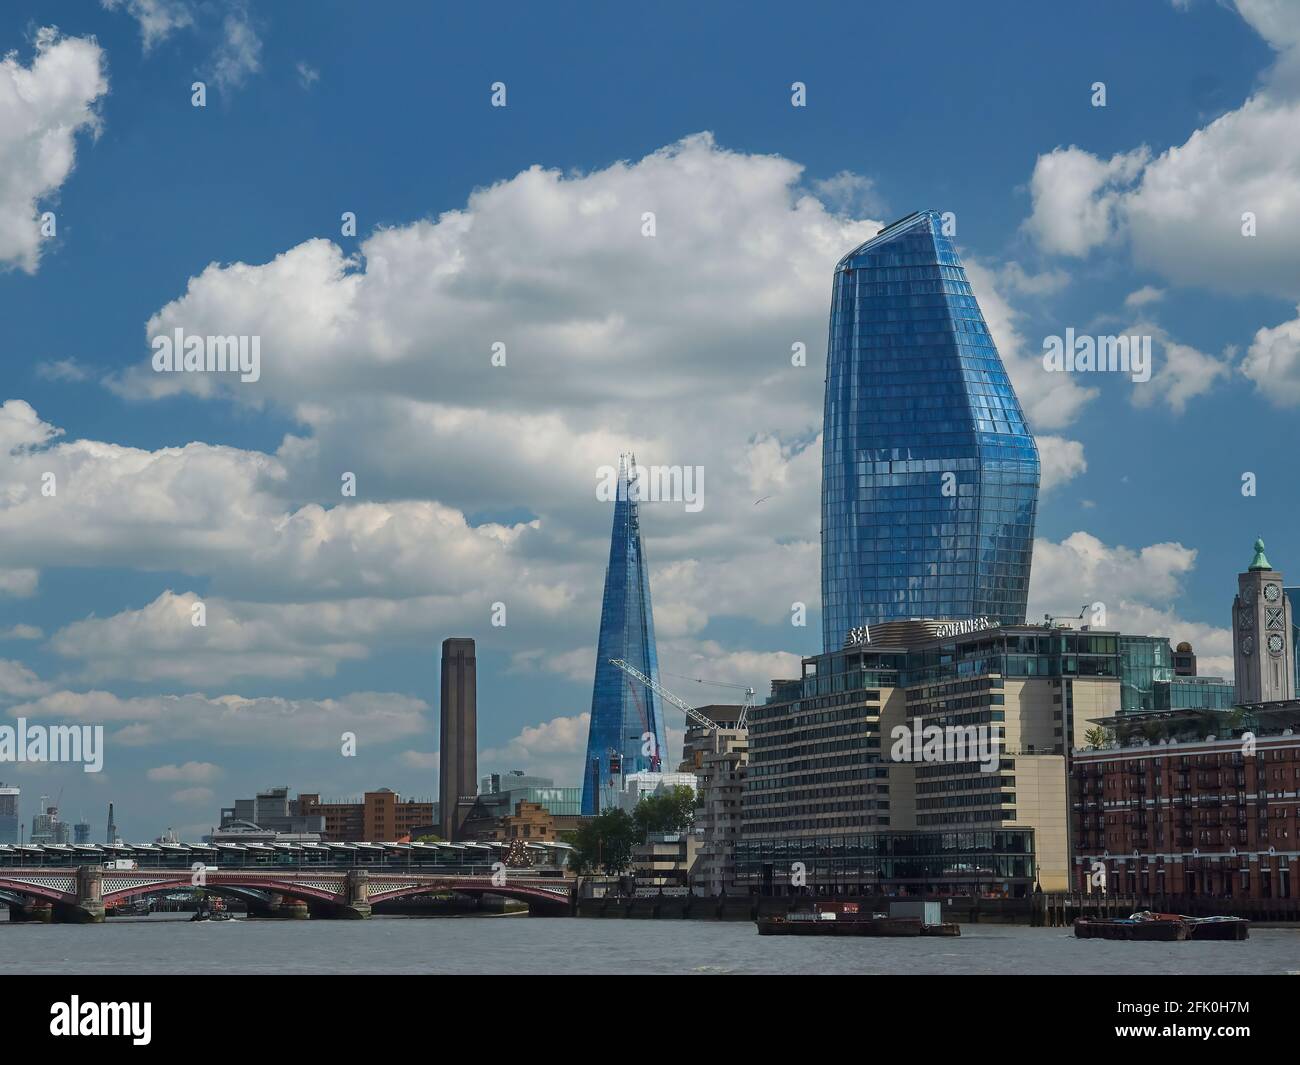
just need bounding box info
[934,616,1000,639]
[843,625,871,647]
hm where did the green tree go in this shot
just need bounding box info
[1083,726,1109,750]
[570,808,637,874]
[632,785,696,840]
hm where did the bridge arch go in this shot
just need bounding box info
[0,874,75,905]
[366,879,571,913]
[104,876,341,907]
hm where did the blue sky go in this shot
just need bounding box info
[1,0,1298,840]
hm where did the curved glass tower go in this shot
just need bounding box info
[581,455,668,815]
[821,211,1039,652]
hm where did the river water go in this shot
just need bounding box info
[4,915,1298,974]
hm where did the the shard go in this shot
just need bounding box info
[821,210,1040,652]
[581,455,668,815]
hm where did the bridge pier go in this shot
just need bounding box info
[8,900,52,923]
[58,866,105,924]
[269,893,310,919]
[339,870,371,919]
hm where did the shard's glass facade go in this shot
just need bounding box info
[581,457,668,815]
[821,211,1039,652]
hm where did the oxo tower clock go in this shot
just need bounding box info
[1233,540,1294,703]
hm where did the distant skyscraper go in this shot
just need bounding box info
[106,802,116,845]
[32,800,65,844]
[0,783,17,845]
[581,455,668,815]
[821,210,1040,651]
[74,821,91,845]
[439,637,477,840]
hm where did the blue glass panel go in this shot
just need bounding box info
[821,211,1040,651]
[580,457,669,814]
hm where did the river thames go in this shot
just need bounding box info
[4,916,1298,974]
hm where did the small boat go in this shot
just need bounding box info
[107,899,152,918]
[190,897,233,923]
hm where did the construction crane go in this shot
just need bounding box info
[610,659,754,730]
[661,669,757,728]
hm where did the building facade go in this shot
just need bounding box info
[476,773,581,819]
[1073,705,1300,899]
[738,618,1165,896]
[820,210,1039,652]
[30,801,68,845]
[1071,538,1300,900]
[616,771,697,814]
[0,784,17,845]
[440,637,478,840]
[219,788,433,842]
[581,454,668,814]
[741,619,1117,896]
[221,786,326,836]
[632,833,701,892]
[682,722,748,895]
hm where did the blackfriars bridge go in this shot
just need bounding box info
[0,865,576,922]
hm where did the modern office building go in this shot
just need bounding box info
[820,210,1040,652]
[439,637,478,840]
[581,454,668,814]
[220,786,326,836]
[740,618,1121,896]
[478,772,581,817]
[616,771,697,814]
[737,616,1234,896]
[0,783,17,845]
[73,821,91,845]
[456,775,587,843]
[31,800,68,845]
[480,771,553,797]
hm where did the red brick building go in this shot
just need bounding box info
[1072,704,1300,899]
[296,790,434,842]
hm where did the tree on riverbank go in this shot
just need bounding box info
[568,808,638,874]
[566,787,696,874]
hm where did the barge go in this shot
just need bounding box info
[1074,911,1249,942]
[757,901,960,937]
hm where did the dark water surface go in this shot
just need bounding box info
[4,915,1299,974]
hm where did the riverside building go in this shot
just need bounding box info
[739,618,1121,896]
[680,708,748,895]
[1073,540,1300,900]
[737,617,1228,897]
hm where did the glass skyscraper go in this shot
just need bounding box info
[821,210,1040,652]
[581,456,668,815]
